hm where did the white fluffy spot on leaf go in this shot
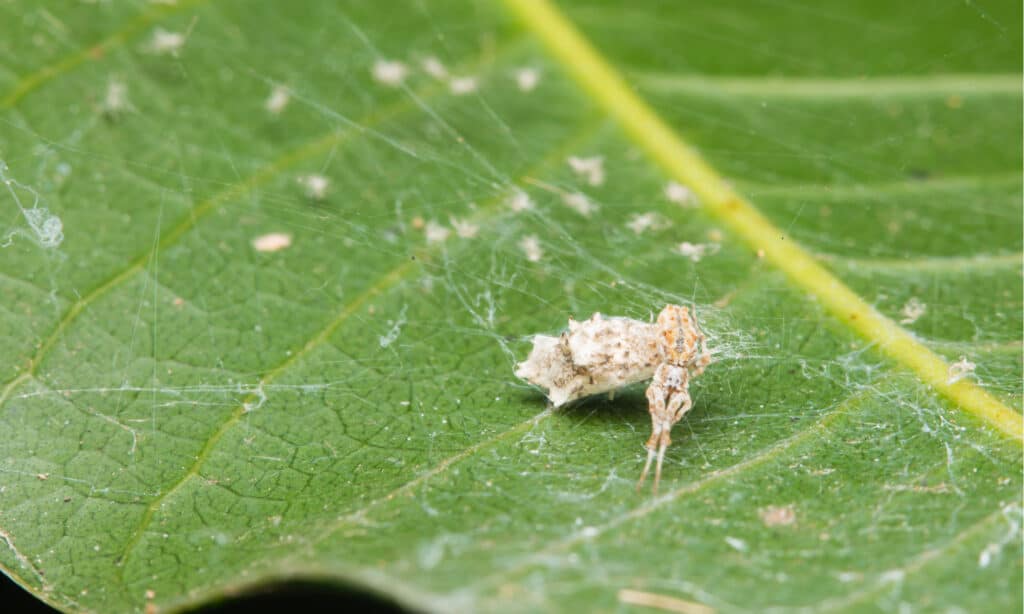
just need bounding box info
[665,180,696,206]
[449,76,479,95]
[947,356,977,384]
[516,67,540,92]
[508,190,534,212]
[424,220,450,244]
[252,232,292,253]
[759,505,797,527]
[372,59,409,86]
[265,85,290,115]
[567,155,605,186]
[147,28,186,56]
[900,297,926,324]
[675,241,719,262]
[421,56,448,80]
[297,174,329,200]
[563,192,597,217]
[449,217,479,239]
[626,212,668,235]
[101,79,131,116]
[519,235,543,262]
[724,536,748,552]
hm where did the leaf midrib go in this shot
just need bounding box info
[821,251,1022,273]
[502,0,1023,442]
[0,3,1018,612]
[630,71,1022,98]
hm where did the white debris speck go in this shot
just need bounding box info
[252,232,292,253]
[372,59,408,86]
[449,76,478,95]
[580,526,599,538]
[978,542,1000,568]
[147,28,185,56]
[1,161,64,249]
[519,235,543,262]
[449,217,479,239]
[21,209,63,248]
[418,537,446,569]
[379,306,408,348]
[516,67,540,92]
[567,155,605,186]
[102,79,130,115]
[724,536,748,552]
[421,56,448,80]
[508,190,534,213]
[563,192,597,217]
[947,356,977,384]
[759,505,797,527]
[879,569,905,584]
[899,297,926,324]
[265,85,290,115]
[675,241,720,262]
[424,220,450,244]
[665,181,696,206]
[626,212,668,235]
[297,174,330,200]
[976,504,1020,567]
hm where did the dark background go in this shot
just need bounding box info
[0,572,407,613]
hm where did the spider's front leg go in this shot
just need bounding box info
[637,363,692,493]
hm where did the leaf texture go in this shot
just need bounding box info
[0,1,1020,612]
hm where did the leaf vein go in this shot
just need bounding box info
[631,72,1022,99]
[114,118,604,573]
[477,382,868,589]
[503,0,1023,441]
[0,0,206,109]
[0,41,518,417]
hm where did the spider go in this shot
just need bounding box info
[515,304,711,493]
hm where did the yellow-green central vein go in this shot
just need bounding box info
[502,0,1023,442]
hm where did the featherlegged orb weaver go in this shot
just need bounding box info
[515,304,711,493]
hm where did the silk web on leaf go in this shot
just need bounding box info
[0,1,1020,613]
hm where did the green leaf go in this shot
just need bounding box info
[1,1,1020,612]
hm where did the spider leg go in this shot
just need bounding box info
[653,437,668,493]
[639,364,691,494]
[637,446,656,492]
[636,390,665,492]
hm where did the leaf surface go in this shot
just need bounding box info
[0,1,1020,612]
